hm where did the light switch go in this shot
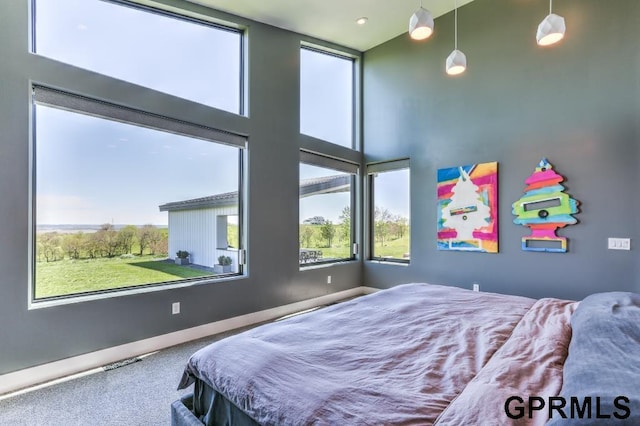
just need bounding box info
[608,238,631,250]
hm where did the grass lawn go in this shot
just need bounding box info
[316,245,351,260]
[373,235,411,260]
[37,234,411,298]
[35,255,214,299]
[304,234,410,262]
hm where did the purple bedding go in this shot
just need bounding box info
[178,283,545,425]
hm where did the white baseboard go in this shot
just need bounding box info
[0,286,377,396]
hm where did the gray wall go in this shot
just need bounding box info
[0,1,360,375]
[363,0,640,300]
[3,0,638,377]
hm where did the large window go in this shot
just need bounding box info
[300,47,354,148]
[32,87,245,300]
[33,0,243,113]
[368,161,410,263]
[299,152,357,266]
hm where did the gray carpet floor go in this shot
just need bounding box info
[0,327,250,426]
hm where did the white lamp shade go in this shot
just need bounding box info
[409,8,434,40]
[446,49,467,75]
[536,13,566,46]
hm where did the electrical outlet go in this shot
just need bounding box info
[327,275,332,284]
[172,302,180,315]
[472,283,480,292]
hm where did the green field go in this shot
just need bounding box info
[35,221,410,298]
[312,238,409,260]
[35,255,213,299]
[300,223,410,262]
[371,235,411,260]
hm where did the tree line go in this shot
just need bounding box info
[299,206,409,248]
[373,206,409,246]
[36,224,168,262]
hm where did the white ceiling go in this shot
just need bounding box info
[186,0,476,52]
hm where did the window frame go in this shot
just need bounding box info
[299,151,359,268]
[367,159,411,264]
[31,0,246,115]
[299,45,356,149]
[29,86,247,305]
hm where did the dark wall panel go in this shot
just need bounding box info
[0,1,360,375]
[363,0,640,300]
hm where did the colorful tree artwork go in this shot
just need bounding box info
[437,162,498,252]
[512,158,579,252]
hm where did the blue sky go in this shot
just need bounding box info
[35,0,409,226]
[299,164,350,224]
[36,105,238,225]
[300,165,410,224]
[300,48,352,148]
[36,0,240,112]
[372,169,411,220]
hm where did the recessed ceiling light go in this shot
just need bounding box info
[356,17,368,25]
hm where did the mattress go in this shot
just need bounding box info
[175,283,578,425]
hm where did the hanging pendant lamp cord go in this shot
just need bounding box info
[549,0,553,14]
[454,0,458,49]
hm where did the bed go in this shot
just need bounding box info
[173,283,640,425]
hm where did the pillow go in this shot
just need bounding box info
[547,292,640,425]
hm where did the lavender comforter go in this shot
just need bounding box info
[178,283,575,425]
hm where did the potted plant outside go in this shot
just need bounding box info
[175,250,190,265]
[214,255,233,274]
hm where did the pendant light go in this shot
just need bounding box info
[536,0,565,46]
[445,0,466,75]
[409,0,434,41]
